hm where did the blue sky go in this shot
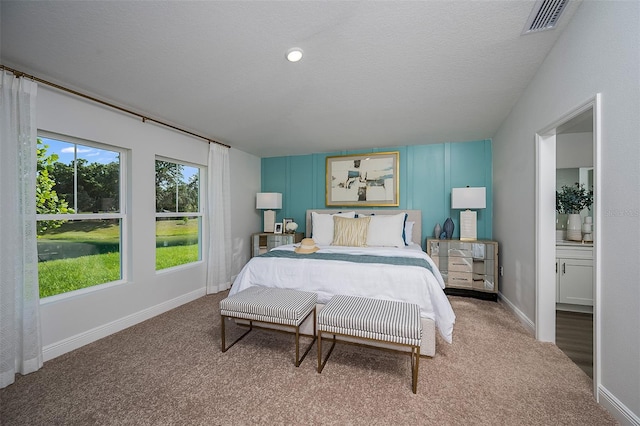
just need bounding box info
[40,137,198,181]
[41,137,119,165]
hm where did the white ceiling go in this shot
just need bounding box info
[1,1,581,158]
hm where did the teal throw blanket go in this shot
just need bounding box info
[259,250,434,274]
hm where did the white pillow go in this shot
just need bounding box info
[404,221,414,245]
[311,211,356,245]
[366,213,407,248]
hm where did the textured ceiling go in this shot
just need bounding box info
[1,1,580,157]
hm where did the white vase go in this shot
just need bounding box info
[566,213,582,241]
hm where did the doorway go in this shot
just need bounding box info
[555,110,594,378]
[535,94,601,396]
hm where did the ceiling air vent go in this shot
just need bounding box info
[522,0,569,35]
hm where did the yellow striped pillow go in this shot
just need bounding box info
[331,216,371,247]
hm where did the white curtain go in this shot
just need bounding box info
[0,70,43,388]
[206,143,232,294]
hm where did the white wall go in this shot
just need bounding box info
[493,1,639,423]
[37,86,261,358]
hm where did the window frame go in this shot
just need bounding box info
[37,131,128,303]
[154,156,203,272]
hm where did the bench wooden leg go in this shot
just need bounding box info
[295,307,317,367]
[411,345,420,394]
[220,315,253,353]
[316,330,336,373]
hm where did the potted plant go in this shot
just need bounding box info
[556,182,593,240]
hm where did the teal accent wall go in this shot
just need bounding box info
[261,139,492,246]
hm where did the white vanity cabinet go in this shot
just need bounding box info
[556,243,593,309]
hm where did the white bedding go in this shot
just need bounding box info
[229,243,456,343]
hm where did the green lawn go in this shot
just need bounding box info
[156,244,199,270]
[38,252,121,298]
[38,219,200,298]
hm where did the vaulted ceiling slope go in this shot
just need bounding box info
[1,1,580,157]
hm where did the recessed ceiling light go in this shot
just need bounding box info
[286,48,303,62]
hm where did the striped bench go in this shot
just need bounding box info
[220,286,317,367]
[317,295,422,393]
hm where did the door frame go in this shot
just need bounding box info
[534,93,601,397]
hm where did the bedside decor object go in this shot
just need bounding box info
[451,187,486,241]
[283,217,294,231]
[433,223,442,239]
[556,183,593,241]
[285,221,298,233]
[274,223,283,234]
[256,192,282,233]
[325,151,399,207]
[443,217,455,240]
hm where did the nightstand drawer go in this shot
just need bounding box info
[473,259,494,275]
[473,274,495,291]
[448,242,472,251]
[448,271,473,288]
[448,248,472,258]
[448,256,473,272]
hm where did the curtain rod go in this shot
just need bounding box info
[1,64,230,149]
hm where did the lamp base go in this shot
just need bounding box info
[459,209,477,241]
[263,210,275,233]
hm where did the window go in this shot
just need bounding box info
[155,158,202,270]
[36,134,124,299]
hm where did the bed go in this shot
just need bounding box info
[228,209,455,357]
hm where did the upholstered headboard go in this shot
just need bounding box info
[305,209,422,245]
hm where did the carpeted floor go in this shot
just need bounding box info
[0,293,617,425]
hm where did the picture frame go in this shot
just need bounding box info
[326,151,399,207]
[283,218,293,233]
[274,222,283,234]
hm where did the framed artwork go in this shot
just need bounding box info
[274,223,283,234]
[326,151,399,207]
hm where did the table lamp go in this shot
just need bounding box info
[256,193,282,232]
[451,187,486,241]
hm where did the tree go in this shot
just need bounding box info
[155,160,184,212]
[36,139,73,234]
[183,173,199,212]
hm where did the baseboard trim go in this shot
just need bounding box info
[498,292,535,335]
[43,288,206,362]
[598,385,640,426]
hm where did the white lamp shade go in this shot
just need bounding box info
[256,193,282,210]
[451,187,486,209]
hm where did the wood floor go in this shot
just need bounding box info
[556,310,593,379]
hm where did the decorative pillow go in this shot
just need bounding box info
[332,216,371,247]
[311,211,356,245]
[366,213,407,248]
[404,221,415,245]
